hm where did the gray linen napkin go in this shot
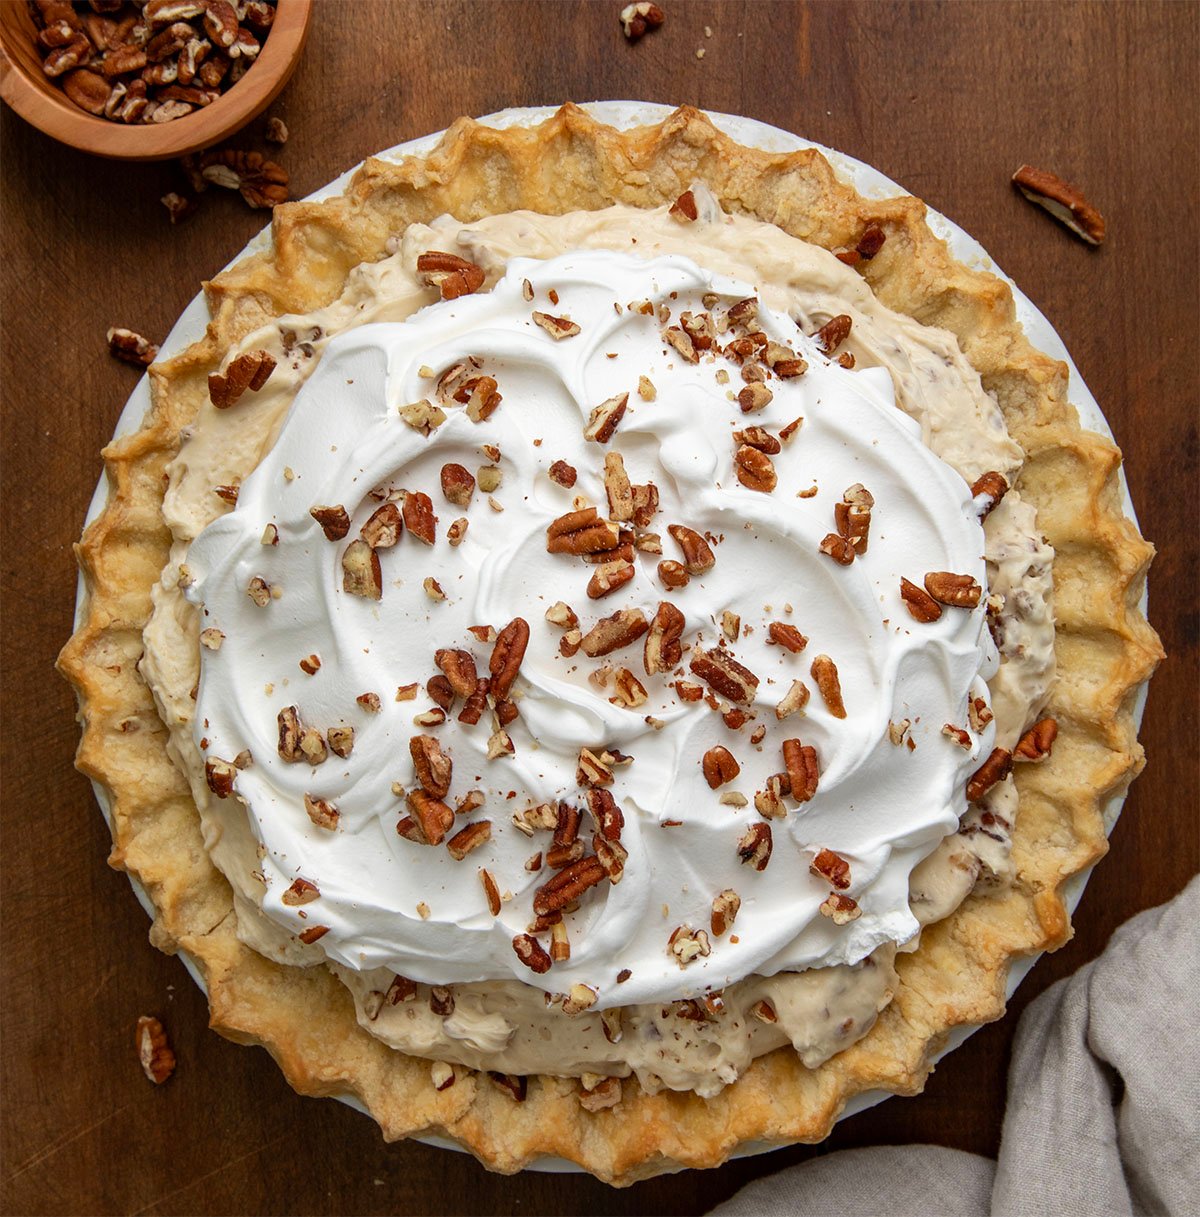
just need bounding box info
[712,876,1199,1217]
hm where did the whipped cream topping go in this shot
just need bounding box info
[180,249,1002,1010]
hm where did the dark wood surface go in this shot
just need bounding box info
[2,3,1196,1214]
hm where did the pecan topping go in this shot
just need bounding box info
[971,471,1009,518]
[593,832,628,883]
[310,504,350,541]
[657,559,690,590]
[427,675,455,710]
[342,540,382,599]
[814,314,852,356]
[668,925,711,968]
[402,491,437,545]
[819,892,862,924]
[304,793,339,830]
[774,679,810,722]
[208,349,275,409]
[399,399,446,436]
[532,311,581,340]
[296,925,329,944]
[900,577,943,623]
[602,452,635,521]
[545,601,579,630]
[667,524,716,574]
[810,848,851,890]
[710,889,741,936]
[968,697,995,733]
[204,757,236,798]
[481,868,502,916]
[107,327,158,367]
[924,571,983,609]
[436,648,479,699]
[834,483,874,555]
[579,1076,621,1112]
[462,375,502,423]
[702,746,740,789]
[768,622,808,653]
[1014,717,1058,761]
[966,747,1013,802]
[357,502,401,548]
[736,382,774,414]
[620,1,665,40]
[755,774,789,819]
[533,857,606,915]
[281,877,319,906]
[643,601,685,675]
[818,533,856,565]
[738,822,773,871]
[512,933,553,974]
[406,790,454,846]
[610,667,648,709]
[580,609,649,657]
[447,820,492,861]
[548,460,577,488]
[439,463,475,507]
[457,678,490,726]
[327,725,354,758]
[487,728,514,760]
[587,559,636,599]
[584,392,629,443]
[489,618,530,699]
[669,188,698,222]
[136,1016,175,1085]
[589,788,625,840]
[416,251,486,300]
[733,426,781,454]
[1012,165,1106,245]
[546,507,621,555]
[276,706,305,762]
[810,655,846,718]
[783,739,819,801]
[942,723,972,749]
[410,735,452,798]
[734,444,778,493]
[689,647,759,705]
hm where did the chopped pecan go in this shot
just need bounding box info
[924,571,983,609]
[401,491,436,545]
[327,726,354,758]
[738,822,773,871]
[754,774,789,819]
[438,463,475,507]
[546,507,621,555]
[577,747,614,787]
[942,723,972,749]
[548,460,577,488]
[782,739,819,801]
[579,1076,621,1112]
[587,559,636,599]
[545,601,579,630]
[435,648,479,699]
[668,524,715,574]
[689,647,759,705]
[594,833,628,883]
[668,925,711,968]
[310,504,350,541]
[298,925,330,944]
[810,655,846,718]
[702,746,740,788]
[208,349,275,408]
[819,892,862,924]
[1014,717,1058,761]
[342,540,382,599]
[361,502,403,548]
[480,868,502,916]
[642,601,685,675]
[304,793,339,830]
[620,1,665,41]
[966,747,1013,802]
[489,618,530,699]
[775,679,810,720]
[971,471,1009,518]
[406,790,454,846]
[733,425,781,454]
[587,788,625,840]
[968,697,995,733]
[584,392,629,443]
[417,251,486,300]
[532,311,581,340]
[810,847,851,890]
[734,445,777,493]
[410,735,452,798]
[834,484,874,554]
[1012,165,1106,245]
[107,327,158,367]
[610,667,648,708]
[814,314,852,355]
[581,609,649,657]
[669,189,698,222]
[657,560,690,590]
[488,1072,527,1101]
[447,820,492,860]
[900,577,943,623]
[281,877,319,906]
[457,678,490,726]
[135,1016,175,1085]
[818,533,856,566]
[427,675,455,710]
[533,857,606,915]
[204,757,236,798]
[737,383,773,414]
[768,622,808,653]
[399,399,446,436]
[512,933,553,974]
[602,452,635,521]
[710,889,741,937]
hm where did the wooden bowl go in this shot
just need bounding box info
[0,1,311,161]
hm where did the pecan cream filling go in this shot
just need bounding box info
[140,191,1055,1094]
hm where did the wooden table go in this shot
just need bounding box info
[3,2,1196,1213]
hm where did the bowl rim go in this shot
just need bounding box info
[0,0,312,162]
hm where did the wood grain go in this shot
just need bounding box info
[2,2,1196,1214]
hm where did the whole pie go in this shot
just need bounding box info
[59,105,1162,1183]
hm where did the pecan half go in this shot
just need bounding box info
[417,251,486,300]
[782,739,819,801]
[810,655,846,718]
[810,847,851,890]
[734,444,777,493]
[581,609,649,657]
[342,539,382,599]
[900,577,943,623]
[924,571,983,608]
[435,648,479,699]
[668,524,715,574]
[406,789,455,846]
[410,735,452,798]
[966,747,1013,802]
[702,746,740,788]
[1014,717,1058,761]
[644,601,685,675]
[361,502,403,548]
[1012,165,1106,245]
[584,392,629,443]
[310,504,350,541]
[489,618,530,699]
[689,647,759,705]
[546,507,621,555]
[737,822,772,871]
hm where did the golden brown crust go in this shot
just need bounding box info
[57,104,1162,1183]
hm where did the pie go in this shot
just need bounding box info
[58,105,1162,1184]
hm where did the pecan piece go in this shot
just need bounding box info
[643,601,685,675]
[814,314,852,355]
[818,533,856,566]
[966,747,1013,802]
[768,622,808,653]
[900,577,943,623]
[512,933,553,974]
[810,655,846,718]
[310,504,350,541]
[480,868,502,915]
[406,790,455,846]
[782,739,819,801]
[610,667,648,708]
[204,757,236,798]
[602,452,635,521]
[1014,718,1058,762]
[819,892,862,924]
[810,848,851,890]
[1012,165,1106,245]
[733,426,781,455]
[106,327,158,367]
[361,502,403,548]
[546,507,621,555]
[342,540,382,599]
[304,793,339,830]
[410,735,452,798]
[208,349,275,409]
[399,399,446,436]
[416,251,485,300]
[136,1016,175,1085]
[548,460,577,488]
[532,311,580,340]
[435,648,479,699]
[668,524,715,574]
[669,188,698,221]
[281,877,319,906]
[657,560,690,590]
[447,820,492,861]
[587,559,635,600]
[710,889,741,937]
[402,491,437,545]
[737,822,773,871]
[775,679,811,719]
[587,787,625,840]
[581,609,649,657]
[971,471,1009,519]
[737,383,773,414]
[457,678,490,726]
[734,444,777,493]
[924,571,983,609]
[668,925,711,968]
[689,647,759,705]
[584,393,629,444]
[702,746,740,789]
[620,1,665,40]
[440,463,475,507]
[489,618,530,699]
[834,484,874,554]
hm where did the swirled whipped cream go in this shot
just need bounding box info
[180,249,1003,1011]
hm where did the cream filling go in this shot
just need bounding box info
[140,191,1055,1094]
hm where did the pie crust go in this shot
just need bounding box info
[58,105,1163,1183]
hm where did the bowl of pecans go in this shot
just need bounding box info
[0,0,311,161]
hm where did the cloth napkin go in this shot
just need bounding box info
[712,876,1199,1217]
